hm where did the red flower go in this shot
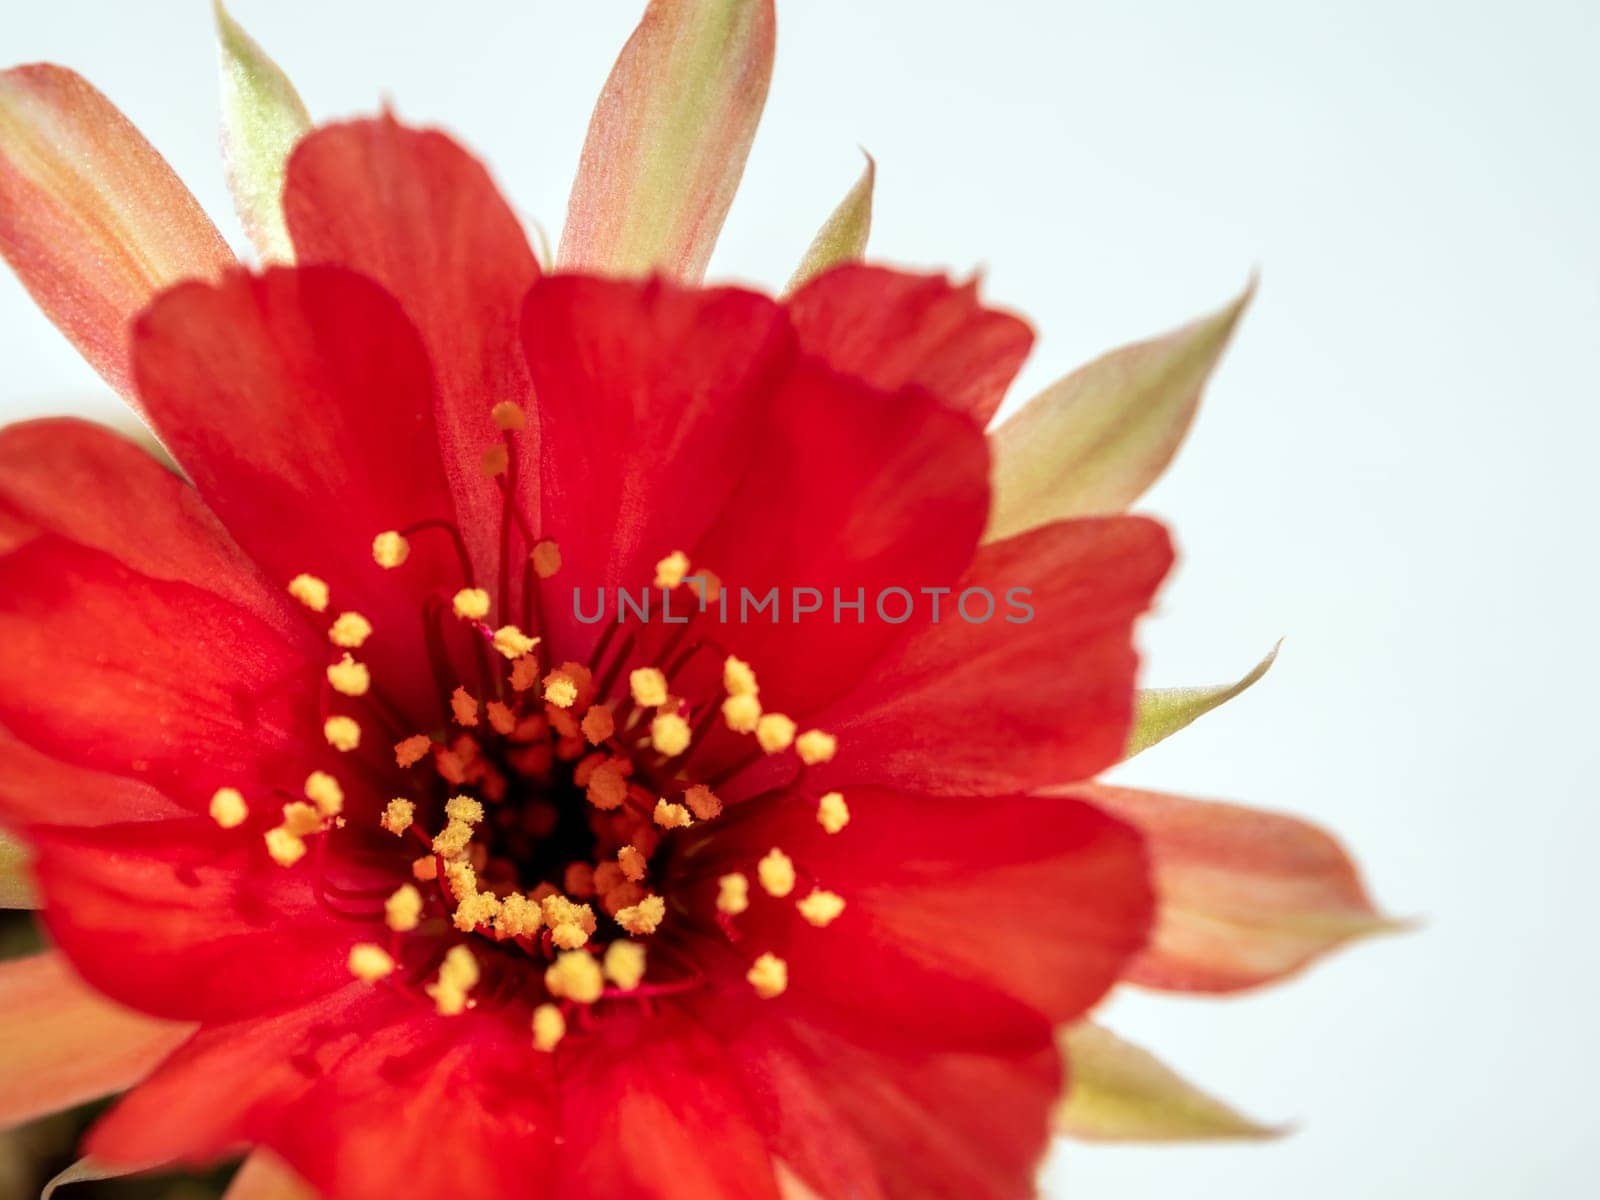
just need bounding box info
[0,4,1389,1197]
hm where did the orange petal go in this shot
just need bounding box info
[225,1152,319,1200]
[0,65,235,401]
[985,280,1252,540]
[1078,783,1399,992]
[0,829,35,908]
[558,0,775,281]
[0,949,193,1130]
[1056,1021,1278,1141]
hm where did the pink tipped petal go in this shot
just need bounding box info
[1056,1022,1278,1141]
[786,153,874,293]
[1126,640,1281,758]
[985,281,1253,539]
[0,66,235,401]
[215,1,312,263]
[559,0,775,280]
[0,950,193,1131]
[225,1152,319,1200]
[0,829,34,908]
[1076,784,1397,992]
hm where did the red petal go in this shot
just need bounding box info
[520,273,791,660]
[1078,784,1392,992]
[786,264,1033,425]
[30,817,355,1022]
[0,950,191,1130]
[0,66,234,401]
[90,986,558,1200]
[130,265,465,721]
[284,118,541,578]
[677,787,1153,1044]
[554,1006,778,1199]
[810,518,1173,795]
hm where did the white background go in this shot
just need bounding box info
[3,2,1597,1197]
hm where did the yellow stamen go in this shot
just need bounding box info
[427,944,481,1015]
[323,716,361,752]
[325,653,370,697]
[650,712,691,757]
[757,848,796,898]
[209,787,248,829]
[394,735,432,768]
[348,943,395,982]
[287,573,330,612]
[585,760,627,811]
[304,771,344,817]
[381,798,415,835]
[544,950,604,1004]
[716,872,750,916]
[755,713,796,754]
[281,800,322,837]
[327,612,373,649]
[493,624,538,660]
[746,952,788,999]
[797,889,847,928]
[629,667,668,707]
[491,400,526,431]
[617,845,647,882]
[452,588,491,621]
[817,792,850,834]
[531,540,562,579]
[496,893,543,938]
[723,655,758,697]
[615,894,666,935]
[264,826,307,867]
[683,784,722,821]
[722,693,761,734]
[581,705,615,745]
[796,729,838,765]
[371,530,410,568]
[603,940,647,991]
[431,819,475,860]
[445,794,485,825]
[544,671,578,709]
[653,550,690,589]
[532,1003,566,1052]
[413,855,438,882]
[653,799,692,829]
[385,883,423,932]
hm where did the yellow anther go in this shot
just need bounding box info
[325,653,370,697]
[427,944,481,1015]
[264,826,307,867]
[617,845,647,882]
[445,794,485,825]
[381,798,415,835]
[797,889,847,928]
[371,530,410,569]
[723,655,759,697]
[394,734,432,768]
[413,855,438,882]
[683,784,722,821]
[585,760,627,811]
[629,667,669,708]
[689,569,722,604]
[653,550,690,589]
[209,787,248,829]
[532,1002,566,1052]
[722,693,761,734]
[493,624,539,661]
[451,687,479,727]
[452,888,502,933]
[491,400,526,431]
[544,950,604,1004]
[481,443,509,477]
[323,716,361,752]
[531,540,562,579]
[755,713,797,754]
[288,573,330,613]
[452,588,491,621]
[281,800,323,838]
[550,922,590,950]
[328,612,373,649]
[496,893,543,938]
[348,943,395,982]
[650,712,691,757]
[746,952,788,999]
[716,872,750,916]
[615,894,666,936]
[653,799,692,829]
[817,792,850,834]
[385,883,423,932]
[486,701,517,735]
[796,730,838,765]
[757,848,796,898]
[581,705,615,745]
[303,771,344,817]
[544,671,578,709]
[431,818,475,860]
[603,940,647,991]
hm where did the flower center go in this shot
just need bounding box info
[208,401,852,1052]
